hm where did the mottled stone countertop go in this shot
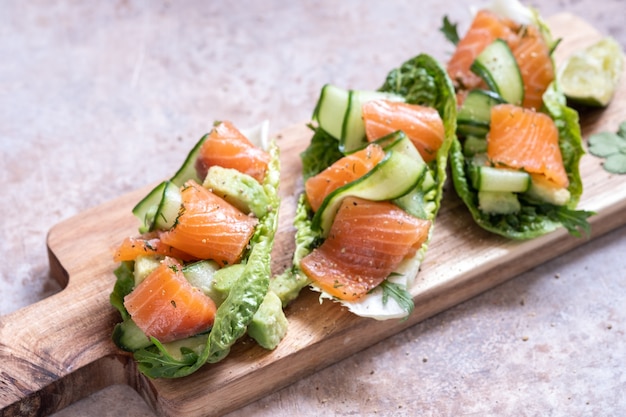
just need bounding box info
[2,1,625,416]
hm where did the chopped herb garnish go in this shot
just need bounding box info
[439,15,460,46]
[380,280,414,318]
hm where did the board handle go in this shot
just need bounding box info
[0,239,134,415]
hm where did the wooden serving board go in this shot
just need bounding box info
[1,13,625,417]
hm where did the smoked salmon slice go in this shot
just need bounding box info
[304,143,385,212]
[511,25,554,110]
[124,257,217,343]
[487,103,568,188]
[300,197,431,301]
[361,99,445,163]
[113,236,197,262]
[159,180,258,266]
[446,9,520,91]
[195,120,270,183]
[447,9,554,110]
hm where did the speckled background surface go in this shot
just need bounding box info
[2,0,625,416]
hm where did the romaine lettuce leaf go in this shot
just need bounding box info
[449,83,594,239]
[132,139,281,378]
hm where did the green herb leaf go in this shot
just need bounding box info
[544,205,595,238]
[380,280,414,317]
[439,15,460,46]
[134,338,199,378]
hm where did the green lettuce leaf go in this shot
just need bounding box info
[130,139,281,379]
[449,83,594,239]
[277,53,457,319]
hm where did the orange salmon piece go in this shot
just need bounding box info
[300,197,431,301]
[511,25,554,110]
[488,104,568,188]
[304,143,385,212]
[447,9,520,91]
[362,99,445,163]
[124,257,217,343]
[160,180,258,266]
[195,120,270,183]
[113,236,197,262]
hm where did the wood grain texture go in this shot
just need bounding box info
[1,12,625,417]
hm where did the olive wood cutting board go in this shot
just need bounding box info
[1,12,625,417]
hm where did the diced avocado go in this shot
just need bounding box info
[133,255,161,286]
[212,263,246,303]
[269,269,310,307]
[478,190,521,214]
[203,166,270,218]
[525,176,571,206]
[247,290,288,350]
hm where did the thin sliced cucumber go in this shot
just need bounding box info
[153,181,182,230]
[470,166,531,193]
[132,181,168,233]
[183,259,222,302]
[457,89,505,138]
[471,39,524,106]
[341,89,404,153]
[478,190,521,214]
[112,318,152,352]
[312,84,404,152]
[312,84,350,140]
[524,175,571,206]
[312,143,423,237]
[171,133,208,186]
[373,131,436,220]
[463,136,488,157]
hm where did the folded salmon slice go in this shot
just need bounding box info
[362,99,445,163]
[300,197,431,301]
[195,120,270,183]
[160,180,258,267]
[124,257,217,343]
[304,143,385,212]
[488,103,568,188]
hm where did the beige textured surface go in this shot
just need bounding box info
[2,0,625,416]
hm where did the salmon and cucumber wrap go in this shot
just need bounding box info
[109,120,283,379]
[442,0,593,239]
[270,54,457,320]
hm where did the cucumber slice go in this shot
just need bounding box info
[132,181,168,233]
[170,133,208,186]
[341,89,405,153]
[457,89,506,138]
[525,175,571,206]
[470,166,531,193]
[462,136,488,156]
[183,260,222,302]
[478,190,521,214]
[471,39,524,106]
[153,181,182,230]
[313,142,423,237]
[312,84,350,140]
[312,84,404,152]
[112,318,152,352]
[373,131,436,220]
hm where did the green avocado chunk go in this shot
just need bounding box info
[203,165,270,218]
[247,290,289,350]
